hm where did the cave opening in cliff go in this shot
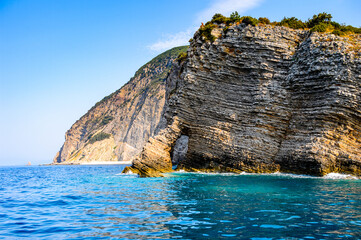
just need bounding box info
[171,135,189,168]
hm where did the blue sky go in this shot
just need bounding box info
[1,0,360,166]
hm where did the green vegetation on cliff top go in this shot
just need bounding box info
[91,46,188,110]
[134,46,188,78]
[199,12,361,41]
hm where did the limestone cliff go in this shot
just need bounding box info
[54,46,188,164]
[127,23,361,177]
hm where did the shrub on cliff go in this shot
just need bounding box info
[339,25,361,34]
[330,21,341,29]
[230,11,241,22]
[211,13,230,24]
[198,12,361,42]
[89,132,111,144]
[240,16,259,26]
[305,13,361,35]
[100,116,114,126]
[306,12,332,28]
[332,29,343,36]
[258,17,270,25]
[176,52,187,63]
[278,17,305,29]
[210,12,241,25]
[199,22,216,41]
[310,22,331,33]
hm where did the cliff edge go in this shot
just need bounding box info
[127,21,361,176]
[54,46,188,164]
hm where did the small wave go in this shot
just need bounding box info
[172,171,240,176]
[114,171,139,178]
[256,210,282,213]
[170,171,359,180]
[171,171,316,178]
[269,172,318,179]
[116,173,138,178]
[260,224,286,229]
[239,171,311,178]
[115,172,137,176]
[323,173,358,180]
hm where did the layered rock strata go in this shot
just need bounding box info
[54,46,188,164]
[128,23,361,176]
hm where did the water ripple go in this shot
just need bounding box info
[0,166,361,239]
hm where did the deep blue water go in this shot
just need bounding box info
[0,166,361,239]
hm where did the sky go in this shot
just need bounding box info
[1,0,360,166]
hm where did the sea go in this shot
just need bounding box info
[0,165,360,239]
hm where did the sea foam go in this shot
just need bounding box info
[323,172,358,180]
[170,170,359,180]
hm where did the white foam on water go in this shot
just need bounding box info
[323,172,358,180]
[171,170,240,176]
[115,172,138,176]
[269,172,318,179]
[170,170,313,178]
[169,170,360,180]
[115,168,139,177]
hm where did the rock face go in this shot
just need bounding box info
[128,23,361,176]
[54,46,188,164]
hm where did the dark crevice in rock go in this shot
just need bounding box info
[171,135,189,166]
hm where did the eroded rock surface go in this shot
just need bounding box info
[54,46,188,164]
[130,23,361,176]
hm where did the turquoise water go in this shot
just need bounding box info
[0,166,361,239]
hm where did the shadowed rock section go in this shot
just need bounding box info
[54,46,188,164]
[128,23,361,177]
